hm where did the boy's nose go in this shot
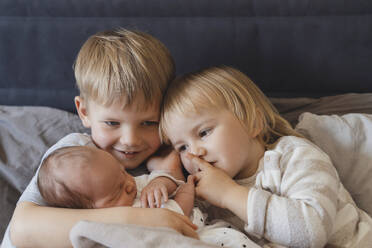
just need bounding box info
[119,128,141,147]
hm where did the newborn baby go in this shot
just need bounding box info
[38,138,259,248]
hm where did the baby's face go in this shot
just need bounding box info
[82,148,138,208]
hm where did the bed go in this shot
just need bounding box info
[1,1,372,247]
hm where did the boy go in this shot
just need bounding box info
[3,29,196,248]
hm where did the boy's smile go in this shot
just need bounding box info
[76,96,161,170]
[112,147,141,160]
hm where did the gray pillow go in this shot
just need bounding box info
[295,112,372,216]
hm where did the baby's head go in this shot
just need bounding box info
[160,66,301,178]
[38,146,137,209]
[73,29,175,169]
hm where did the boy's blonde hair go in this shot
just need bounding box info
[74,28,175,108]
[160,66,302,149]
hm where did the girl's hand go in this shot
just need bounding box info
[187,153,250,221]
[186,153,237,209]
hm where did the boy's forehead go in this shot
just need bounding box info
[121,99,161,114]
[89,95,161,112]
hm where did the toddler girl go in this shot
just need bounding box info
[159,66,372,247]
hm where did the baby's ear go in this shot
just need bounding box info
[74,96,91,128]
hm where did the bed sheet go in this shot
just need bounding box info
[1,93,372,245]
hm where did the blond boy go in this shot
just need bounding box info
[4,29,196,248]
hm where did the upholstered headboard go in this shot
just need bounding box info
[1,0,372,112]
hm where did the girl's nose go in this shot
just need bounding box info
[191,147,207,158]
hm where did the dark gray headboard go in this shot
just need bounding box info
[1,0,372,112]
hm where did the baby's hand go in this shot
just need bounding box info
[140,177,170,208]
[177,175,196,196]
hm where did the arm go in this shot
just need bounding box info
[191,143,340,247]
[147,145,185,181]
[10,201,198,248]
[173,175,196,217]
[141,146,185,207]
[244,145,339,247]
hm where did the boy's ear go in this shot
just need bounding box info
[74,96,91,128]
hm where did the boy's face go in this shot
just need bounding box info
[76,148,138,208]
[165,109,264,179]
[76,96,161,170]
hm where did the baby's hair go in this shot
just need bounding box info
[73,28,175,109]
[38,146,95,209]
[160,66,302,149]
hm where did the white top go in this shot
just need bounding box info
[217,136,372,247]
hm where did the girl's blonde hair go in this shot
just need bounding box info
[73,28,175,109]
[160,66,302,149]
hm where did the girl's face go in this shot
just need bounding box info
[165,109,265,179]
[75,96,161,170]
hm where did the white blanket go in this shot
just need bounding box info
[70,221,218,248]
[70,220,261,248]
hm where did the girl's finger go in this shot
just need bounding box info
[193,171,204,182]
[185,153,211,171]
[187,174,196,184]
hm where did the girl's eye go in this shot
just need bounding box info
[142,121,159,126]
[104,121,120,126]
[177,145,187,153]
[199,128,212,138]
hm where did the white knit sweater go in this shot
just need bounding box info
[237,136,372,247]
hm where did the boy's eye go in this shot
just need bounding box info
[104,121,120,126]
[142,121,159,126]
[199,128,212,138]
